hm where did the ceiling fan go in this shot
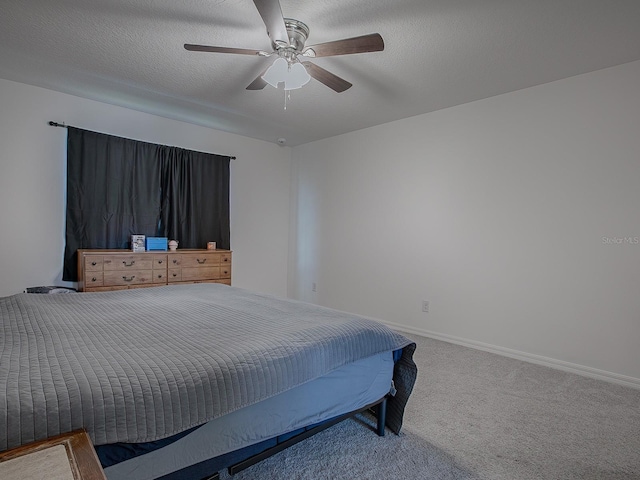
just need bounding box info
[184,0,384,93]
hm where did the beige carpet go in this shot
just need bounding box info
[219,333,640,479]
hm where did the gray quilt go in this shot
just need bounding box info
[0,284,416,451]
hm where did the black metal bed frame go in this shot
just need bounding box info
[224,396,388,477]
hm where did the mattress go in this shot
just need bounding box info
[0,283,416,451]
[103,349,395,480]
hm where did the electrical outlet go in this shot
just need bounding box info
[422,300,430,313]
[312,282,317,292]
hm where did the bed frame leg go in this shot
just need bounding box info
[376,397,387,437]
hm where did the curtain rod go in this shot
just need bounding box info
[48,121,236,160]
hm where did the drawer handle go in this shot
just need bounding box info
[91,261,97,266]
[223,258,228,262]
[197,258,207,264]
[157,274,163,279]
[123,260,135,267]
[91,277,97,282]
[172,273,178,277]
[173,259,178,264]
[122,275,135,282]
[158,260,163,264]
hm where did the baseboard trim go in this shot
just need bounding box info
[386,322,640,390]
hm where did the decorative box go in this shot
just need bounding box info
[146,237,168,251]
[131,234,146,252]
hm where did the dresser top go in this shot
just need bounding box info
[78,249,231,254]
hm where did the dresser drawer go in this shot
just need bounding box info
[103,269,155,286]
[103,255,153,271]
[219,264,231,278]
[171,253,222,268]
[84,256,104,271]
[168,269,182,282]
[180,266,220,282]
[152,270,167,282]
[85,273,104,287]
[151,254,168,269]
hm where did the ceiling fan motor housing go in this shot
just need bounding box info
[282,18,310,53]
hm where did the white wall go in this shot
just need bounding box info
[291,60,640,385]
[0,78,292,297]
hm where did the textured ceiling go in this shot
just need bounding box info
[1,0,639,146]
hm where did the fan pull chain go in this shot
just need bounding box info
[284,89,292,110]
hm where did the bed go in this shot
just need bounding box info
[0,283,416,479]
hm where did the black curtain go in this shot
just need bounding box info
[159,147,230,251]
[63,127,231,281]
[160,147,230,249]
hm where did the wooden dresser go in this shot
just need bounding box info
[77,249,232,292]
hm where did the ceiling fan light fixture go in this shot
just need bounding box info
[262,57,311,90]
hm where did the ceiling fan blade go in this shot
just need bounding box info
[302,62,352,93]
[252,0,289,47]
[303,33,384,58]
[184,44,265,56]
[246,67,269,90]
